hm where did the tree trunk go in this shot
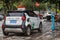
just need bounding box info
[59,1,60,10]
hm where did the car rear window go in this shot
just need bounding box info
[7,11,25,16]
[7,13,24,16]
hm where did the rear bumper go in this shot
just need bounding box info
[4,25,22,28]
[3,25,27,33]
[4,28,23,33]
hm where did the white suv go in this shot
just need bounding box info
[2,10,42,36]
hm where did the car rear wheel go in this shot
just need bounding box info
[38,22,42,33]
[25,27,31,36]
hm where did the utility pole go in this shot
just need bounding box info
[51,13,55,40]
[59,1,60,10]
[50,0,55,40]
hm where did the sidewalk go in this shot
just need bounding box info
[0,36,3,40]
[55,33,60,40]
[41,30,60,40]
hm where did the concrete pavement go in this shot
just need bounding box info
[0,20,3,36]
[0,20,3,40]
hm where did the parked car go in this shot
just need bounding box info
[0,14,4,21]
[40,11,56,20]
[40,11,51,20]
[2,10,42,36]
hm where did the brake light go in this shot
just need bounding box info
[4,16,6,20]
[21,16,26,21]
[2,24,5,29]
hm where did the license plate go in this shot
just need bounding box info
[10,20,16,23]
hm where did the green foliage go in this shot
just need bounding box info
[20,0,48,10]
[2,0,60,12]
[21,0,33,10]
[40,3,47,10]
[47,0,60,3]
[0,4,3,9]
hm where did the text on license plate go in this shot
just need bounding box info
[10,20,17,23]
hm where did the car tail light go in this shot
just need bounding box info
[2,24,5,29]
[4,16,6,20]
[21,16,26,21]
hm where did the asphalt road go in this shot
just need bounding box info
[0,19,52,40]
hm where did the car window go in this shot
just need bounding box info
[27,11,37,17]
[7,13,24,16]
[29,12,34,17]
[7,11,25,16]
[33,12,38,17]
[26,11,34,17]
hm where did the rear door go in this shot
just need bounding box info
[33,12,39,28]
[5,11,25,25]
[27,11,38,29]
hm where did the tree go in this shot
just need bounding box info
[21,0,33,10]
[1,0,20,13]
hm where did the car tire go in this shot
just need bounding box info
[38,22,42,33]
[3,29,9,36]
[25,27,31,36]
